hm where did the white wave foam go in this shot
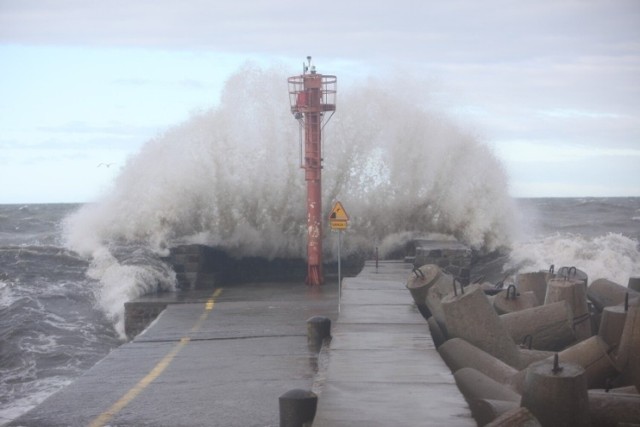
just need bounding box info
[0,377,72,425]
[506,232,640,286]
[85,246,175,337]
[63,63,516,335]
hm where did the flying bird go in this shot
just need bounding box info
[97,163,114,168]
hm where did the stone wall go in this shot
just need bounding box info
[124,301,168,340]
[410,240,472,284]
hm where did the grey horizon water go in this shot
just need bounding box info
[2,65,640,424]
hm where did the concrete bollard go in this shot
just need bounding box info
[516,271,547,308]
[307,316,331,352]
[588,278,639,312]
[492,285,538,315]
[500,301,576,351]
[442,284,521,368]
[405,264,441,320]
[629,277,640,293]
[588,389,640,427]
[615,295,640,391]
[545,277,592,341]
[520,358,590,427]
[438,338,519,385]
[279,389,317,427]
[453,367,522,402]
[598,305,628,347]
[485,406,541,427]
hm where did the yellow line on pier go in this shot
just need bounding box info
[89,287,223,427]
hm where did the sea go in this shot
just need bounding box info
[1,66,639,424]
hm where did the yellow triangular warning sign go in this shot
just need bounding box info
[329,201,349,221]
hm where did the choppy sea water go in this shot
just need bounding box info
[0,204,120,424]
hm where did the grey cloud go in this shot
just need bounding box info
[2,0,638,186]
[1,0,638,64]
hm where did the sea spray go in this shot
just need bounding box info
[85,245,176,331]
[63,63,517,336]
[506,232,640,285]
[323,76,515,253]
[507,198,640,285]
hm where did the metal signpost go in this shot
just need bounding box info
[329,201,349,311]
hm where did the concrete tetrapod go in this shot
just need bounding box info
[500,301,576,351]
[588,278,639,312]
[453,368,522,403]
[453,368,525,425]
[511,335,619,392]
[405,264,441,320]
[588,389,640,427]
[556,266,589,289]
[438,338,519,385]
[545,277,592,342]
[598,305,627,348]
[520,359,590,427]
[516,349,555,369]
[427,316,447,348]
[515,271,547,309]
[424,266,455,336]
[615,295,640,391]
[484,407,541,427]
[466,399,520,426]
[442,284,521,368]
[492,286,538,315]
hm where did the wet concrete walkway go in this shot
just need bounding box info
[9,261,473,427]
[9,282,338,427]
[313,260,474,426]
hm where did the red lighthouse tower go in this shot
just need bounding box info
[288,57,337,285]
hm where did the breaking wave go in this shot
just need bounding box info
[63,63,516,336]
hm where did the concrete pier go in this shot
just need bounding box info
[10,282,339,427]
[9,260,472,427]
[312,261,474,427]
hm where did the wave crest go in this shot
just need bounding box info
[62,64,516,336]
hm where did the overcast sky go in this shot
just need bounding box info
[1,0,639,203]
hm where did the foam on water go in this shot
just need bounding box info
[0,377,73,425]
[506,232,640,286]
[0,253,120,422]
[84,245,176,333]
[62,64,517,336]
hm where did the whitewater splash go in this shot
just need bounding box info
[62,63,517,336]
[506,233,640,285]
